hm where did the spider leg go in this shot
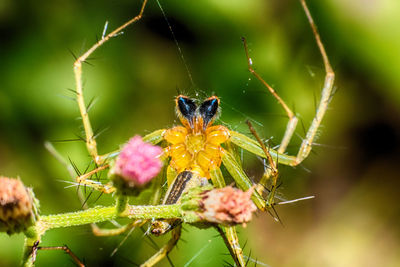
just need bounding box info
[229,131,297,166]
[247,121,279,207]
[94,129,167,165]
[32,241,84,267]
[296,0,335,163]
[166,165,177,186]
[45,141,114,200]
[141,225,181,267]
[221,149,266,210]
[73,0,149,165]
[209,167,226,188]
[92,219,146,237]
[143,129,167,145]
[242,38,298,155]
[239,0,335,167]
[75,164,115,194]
[210,168,246,267]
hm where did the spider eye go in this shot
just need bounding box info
[176,96,197,124]
[199,96,219,128]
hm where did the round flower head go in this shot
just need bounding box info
[0,177,38,234]
[111,136,163,192]
[198,186,256,226]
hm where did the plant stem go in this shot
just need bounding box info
[22,226,40,267]
[37,204,182,232]
[20,186,203,267]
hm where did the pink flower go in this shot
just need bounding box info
[199,186,257,226]
[0,177,37,234]
[113,136,163,186]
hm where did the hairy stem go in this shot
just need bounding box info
[22,227,40,267]
[22,203,184,266]
[37,204,181,233]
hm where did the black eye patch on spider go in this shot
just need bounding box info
[176,95,197,126]
[199,96,220,128]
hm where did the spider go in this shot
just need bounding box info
[65,0,334,266]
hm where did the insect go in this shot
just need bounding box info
[63,0,335,266]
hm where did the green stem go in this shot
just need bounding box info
[38,206,117,231]
[22,226,40,267]
[22,196,199,266]
[38,204,182,232]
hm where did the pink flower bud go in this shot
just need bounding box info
[199,186,256,226]
[112,136,163,188]
[0,177,38,234]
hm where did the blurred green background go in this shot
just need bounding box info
[1,0,400,266]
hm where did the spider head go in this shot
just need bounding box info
[175,95,220,131]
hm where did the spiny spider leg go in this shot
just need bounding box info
[246,120,279,207]
[92,219,146,237]
[240,0,334,166]
[242,38,298,155]
[94,129,167,164]
[75,164,115,194]
[220,148,266,210]
[229,131,297,166]
[296,0,335,164]
[140,225,182,267]
[215,226,246,267]
[31,241,85,267]
[73,0,149,165]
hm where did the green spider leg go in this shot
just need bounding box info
[93,129,166,165]
[142,170,196,266]
[166,164,177,186]
[141,225,182,267]
[91,220,145,237]
[224,0,334,217]
[246,120,280,207]
[220,148,267,210]
[72,0,149,165]
[66,0,152,197]
[229,131,296,166]
[240,0,334,168]
[210,167,246,267]
[31,242,85,267]
[227,129,298,209]
[143,129,167,145]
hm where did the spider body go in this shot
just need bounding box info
[150,95,230,235]
[163,95,229,179]
[66,0,335,266]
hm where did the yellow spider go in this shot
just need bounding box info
[69,0,334,266]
